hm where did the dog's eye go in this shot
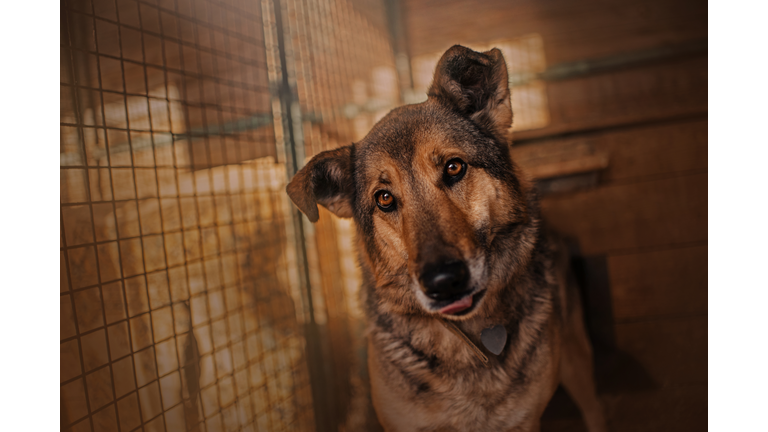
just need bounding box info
[375,190,396,212]
[443,158,467,185]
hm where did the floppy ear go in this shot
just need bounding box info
[428,45,512,138]
[286,145,355,222]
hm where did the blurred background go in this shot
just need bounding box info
[59,0,706,430]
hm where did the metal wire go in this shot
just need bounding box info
[61,0,398,431]
[264,0,398,428]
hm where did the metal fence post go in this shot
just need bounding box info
[264,0,335,430]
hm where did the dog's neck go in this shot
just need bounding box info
[437,274,532,360]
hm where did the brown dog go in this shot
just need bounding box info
[286,45,607,432]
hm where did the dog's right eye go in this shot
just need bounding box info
[375,190,396,212]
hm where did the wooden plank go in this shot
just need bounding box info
[522,153,609,180]
[404,0,707,137]
[609,244,707,321]
[540,172,707,255]
[542,385,709,432]
[543,312,707,431]
[611,316,707,387]
[602,384,707,432]
[513,118,707,182]
[595,119,707,182]
[513,56,707,141]
[404,0,707,65]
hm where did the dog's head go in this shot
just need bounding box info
[287,45,538,320]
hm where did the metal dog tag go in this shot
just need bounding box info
[480,325,507,355]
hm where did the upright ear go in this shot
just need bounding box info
[428,45,512,138]
[286,145,355,222]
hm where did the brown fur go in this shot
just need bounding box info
[287,45,607,432]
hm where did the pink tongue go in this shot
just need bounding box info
[439,295,473,315]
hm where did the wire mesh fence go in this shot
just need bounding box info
[60,0,398,431]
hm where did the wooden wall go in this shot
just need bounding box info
[404,0,706,63]
[402,0,707,430]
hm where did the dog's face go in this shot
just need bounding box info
[287,46,537,320]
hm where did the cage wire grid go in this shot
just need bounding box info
[264,0,398,428]
[60,0,398,431]
[61,0,307,431]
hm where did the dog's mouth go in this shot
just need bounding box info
[435,289,487,316]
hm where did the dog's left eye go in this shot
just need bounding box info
[443,158,467,185]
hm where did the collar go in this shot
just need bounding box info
[439,320,508,366]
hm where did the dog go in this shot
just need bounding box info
[286,45,607,432]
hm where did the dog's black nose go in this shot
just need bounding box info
[419,260,470,300]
